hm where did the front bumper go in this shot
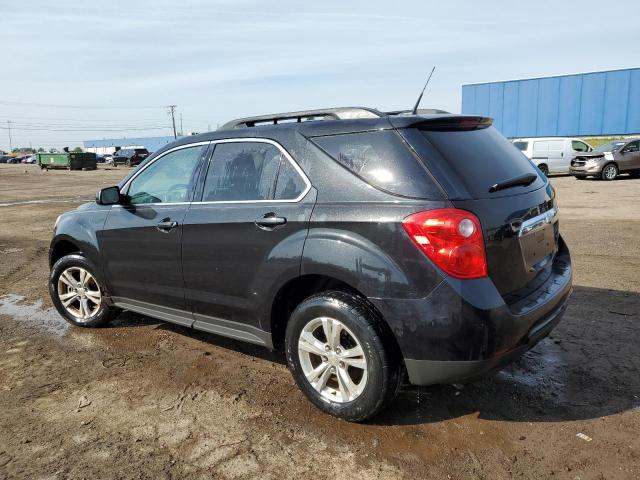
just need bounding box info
[570,161,603,176]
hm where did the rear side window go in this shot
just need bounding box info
[312,130,439,198]
[513,141,528,151]
[403,126,543,199]
[274,157,307,200]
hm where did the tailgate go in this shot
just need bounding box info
[452,185,559,299]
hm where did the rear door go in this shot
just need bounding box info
[181,139,314,337]
[100,143,208,317]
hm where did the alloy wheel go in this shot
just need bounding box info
[57,267,101,321]
[298,317,368,403]
[603,165,617,180]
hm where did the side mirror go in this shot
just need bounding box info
[96,186,121,205]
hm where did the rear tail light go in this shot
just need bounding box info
[402,208,487,279]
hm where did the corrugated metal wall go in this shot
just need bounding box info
[462,68,640,138]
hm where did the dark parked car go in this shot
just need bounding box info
[570,139,640,180]
[112,148,149,167]
[48,107,572,421]
[0,155,11,163]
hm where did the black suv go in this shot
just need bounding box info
[49,107,572,421]
[112,148,149,167]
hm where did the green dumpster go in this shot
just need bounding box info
[37,152,97,170]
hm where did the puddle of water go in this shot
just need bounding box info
[0,294,70,336]
[0,198,90,207]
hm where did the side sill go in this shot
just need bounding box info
[111,297,273,349]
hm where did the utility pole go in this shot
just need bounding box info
[7,120,12,152]
[180,113,183,136]
[166,105,177,139]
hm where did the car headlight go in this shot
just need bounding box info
[604,152,614,161]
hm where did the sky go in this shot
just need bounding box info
[0,0,638,151]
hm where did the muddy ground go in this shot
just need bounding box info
[0,164,638,480]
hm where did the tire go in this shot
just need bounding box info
[538,164,549,177]
[285,291,401,422]
[49,254,119,328]
[601,163,618,181]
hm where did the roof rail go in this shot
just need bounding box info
[218,107,383,130]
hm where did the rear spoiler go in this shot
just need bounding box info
[389,115,493,131]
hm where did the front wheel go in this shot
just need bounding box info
[49,254,119,327]
[601,163,618,181]
[285,291,401,422]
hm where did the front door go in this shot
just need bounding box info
[182,139,314,338]
[618,140,640,171]
[100,143,208,317]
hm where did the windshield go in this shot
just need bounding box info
[594,142,625,153]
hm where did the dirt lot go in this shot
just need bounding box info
[0,164,638,479]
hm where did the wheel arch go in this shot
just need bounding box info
[49,237,83,268]
[269,274,404,369]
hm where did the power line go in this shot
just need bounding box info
[0,100,165,110]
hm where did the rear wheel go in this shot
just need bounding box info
[49,254,119,327]
[285,291,401,422]
[538,164,549,176]
[601,163,618,181]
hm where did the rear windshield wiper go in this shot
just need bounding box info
[489,173,538,193]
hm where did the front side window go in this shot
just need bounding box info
[127,145,204,205]
[202,142,284,201]
[572,140,589,152]
[623,141,639,152]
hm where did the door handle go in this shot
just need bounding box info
[157,218,178,232]
[255,213,287,229]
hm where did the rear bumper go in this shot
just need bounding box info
[370,238,572,386]
[404,288,569,385]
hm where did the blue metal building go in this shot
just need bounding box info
[462,68,640,138]
[83,135,183,153]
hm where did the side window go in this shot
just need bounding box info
[127,145,204,205]
[624,141,639,152]
[275,156,307,200]
[202,142,282,201]
[572,140,588,152]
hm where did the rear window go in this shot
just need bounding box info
[135,149,149,155]
[311,130,440,198]
[401,126,543,199]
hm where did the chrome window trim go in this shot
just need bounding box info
[119,138,311,207]
[195,138,312,205]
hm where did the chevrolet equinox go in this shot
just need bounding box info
[49,107,572,421]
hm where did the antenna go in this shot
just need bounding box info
[411,66,436,115]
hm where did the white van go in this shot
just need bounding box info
[511,138,593,175]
